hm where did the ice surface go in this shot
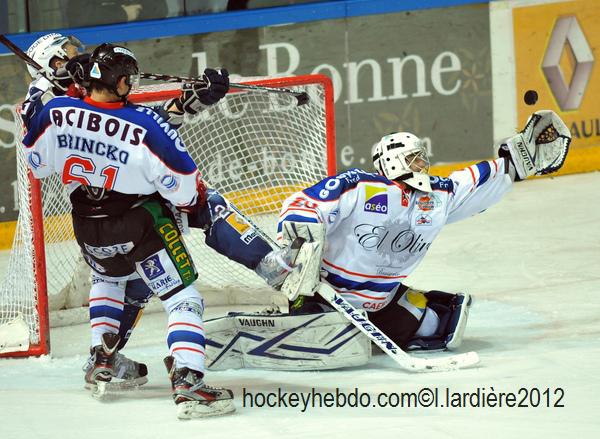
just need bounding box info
[1,172,599,438]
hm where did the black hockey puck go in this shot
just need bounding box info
[295,92,310,106]
[524,89,538,106]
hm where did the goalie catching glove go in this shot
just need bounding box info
[499,110,571,180]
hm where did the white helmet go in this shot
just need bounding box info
[25,33,83,80]
[372,132,432,191]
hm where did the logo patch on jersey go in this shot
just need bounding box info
[225,212,251,235]
[364,185,388,214]
[415,214,432,226]
[84,242,134,259]
[141,254,165,280]
[417,194,440,211]
[160,174,180,192]
[28,152,42,170]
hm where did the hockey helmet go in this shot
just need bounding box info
[27,33,84,79]
[26,33,83,80]
[372,132,432,191]
[89,43,140,97]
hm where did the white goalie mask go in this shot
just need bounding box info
[25,33,83,80]
[372,132,432,191]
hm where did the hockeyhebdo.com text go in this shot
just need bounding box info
[242,387,565,412]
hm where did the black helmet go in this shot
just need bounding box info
[89,43,139,98]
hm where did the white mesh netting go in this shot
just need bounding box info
[0,75,333,353]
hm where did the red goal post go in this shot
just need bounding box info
[0,74,336,357]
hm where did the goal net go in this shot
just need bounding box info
[0,74,336,357]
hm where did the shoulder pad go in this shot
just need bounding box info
[303,168,389,201]
[429,175,454,192]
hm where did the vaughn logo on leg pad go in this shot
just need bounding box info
[364,185,388,214]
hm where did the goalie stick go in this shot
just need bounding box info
[139,72,310,106]
[316,283,479,372]
[229,207,480,372]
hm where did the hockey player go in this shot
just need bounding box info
[20,42,318,419]
[21,35,313,397]
[277,117,571,352]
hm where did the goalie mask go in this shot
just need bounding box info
[372,132,432,191]
[89,43,140,98]
[26,33,84,80]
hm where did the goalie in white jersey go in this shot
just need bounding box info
[276,117,571,353]
[203,114,570,370]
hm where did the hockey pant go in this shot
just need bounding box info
[77,200,207,372]
[85,190,275,351]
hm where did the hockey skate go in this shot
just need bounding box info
[407,292,473,351]
[445,292,473,350]
[164,356,235,419]
[84,332,119,399]
[83,348,148,391]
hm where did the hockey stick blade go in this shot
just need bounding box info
[139,72,310,106]
[317,283,480,372]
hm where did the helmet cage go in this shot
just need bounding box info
[372,132,430,181]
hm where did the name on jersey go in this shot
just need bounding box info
[136,107,186,152]
[51,108,146,146]
[364,185,388,214]
[57,134,130,164]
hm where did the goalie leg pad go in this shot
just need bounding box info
[204,310,371,371]
[407,291,473,351]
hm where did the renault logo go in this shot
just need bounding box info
[542,16,594,111]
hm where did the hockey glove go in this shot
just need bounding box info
[176,174,208,218]
[65,53,92,88]
[175,68,230,114]
[498,110,571,180]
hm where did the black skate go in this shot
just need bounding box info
[84,349,148,391]
[85,333,120,399]
[164,356,235,419]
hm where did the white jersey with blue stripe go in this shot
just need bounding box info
[278,162,512,311]
[22,95,199,208]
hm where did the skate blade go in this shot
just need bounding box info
[177,400,236,420]
[91,381,110,400]
[88,376,149,399]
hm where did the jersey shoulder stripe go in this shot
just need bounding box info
[429,175,454,192]
[302,168,394,202]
